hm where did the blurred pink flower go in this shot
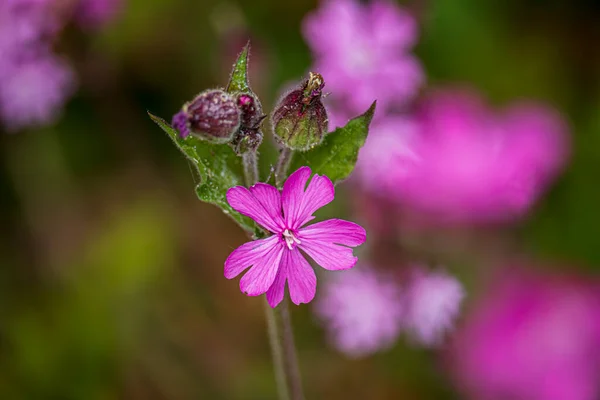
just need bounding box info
[315,266,403,357]
[357,89,569,224]
[0,54,76,131]
[404,267,464,346]
[225,167,366,308]
[324,103,350,131]
[0,0,78,131]
[355,116,419,194]
[0,0,58,60]
[449,268,600,400]
[303,0,423,116]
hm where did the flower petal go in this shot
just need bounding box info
[226,183,284,233]
[298,219,366,247]
[298,239,358,271]
[282,167,335,229]
[239,240,285,296]
[266,263,287,308]
[286,249,317,305]
[224,235,279,279]
[281,166,311,226]
[266,249,317,307]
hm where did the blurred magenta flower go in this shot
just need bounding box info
[0,54,76,131]
[303,0,423,116]
[0,0,124,131]
[357,89,569,224]
[356,116,419,194]
[0,0,74,131]
[449,268,600,400]
[0,0,58,60]
[323,104,350,131]
[224,167,366,307]
[403,267,464,346]
[315,266,403,357]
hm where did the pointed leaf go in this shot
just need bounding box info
[289,101,376,184]
[226,43,250,93]
[148,112,257,232]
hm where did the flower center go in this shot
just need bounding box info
[282,229,301,250]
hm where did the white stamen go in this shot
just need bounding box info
[283,229,301,250]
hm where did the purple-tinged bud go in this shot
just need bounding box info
[271,72,328,151]
[171,110,190,138]
[229,92,265,154]
[171,89,267,153]
[236,92,263,128]
[179,89,241,143]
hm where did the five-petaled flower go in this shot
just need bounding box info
[225,166,367,307]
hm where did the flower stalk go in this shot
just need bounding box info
[269,299,304,400]
[153,42,371,400]
[242,152,259,187]
[243,149,305,400]
[275,147,293,187]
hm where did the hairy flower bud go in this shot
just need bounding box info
[231,126,264,154]
[236,93,262,127]
[176,89,241,143]
[229,92,265,154]
[271,72,328,151]
[171,110,190,138]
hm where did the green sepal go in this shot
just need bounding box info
[289,101,376,184]
[149,112,258,233]
[226,42,251,94]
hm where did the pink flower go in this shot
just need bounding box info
[355,116,419,194]
[0,53,76,131]
[449,268,600,400]
[323,103,351,131]
[356,88,569,224]
[0,0,60,63]
[403,267,464,346]
[303,0,423,115]
[224,167,366,308]
[0,0,76,131]
[315,266,403,357]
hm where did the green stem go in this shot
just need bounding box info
[278,299,304,399]
[242,151,259,187]
[242,148,304,400]
[265,299,304,400]
[264,300,290,400]
[274,147,293,187]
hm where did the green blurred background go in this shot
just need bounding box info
[1,0,600,398]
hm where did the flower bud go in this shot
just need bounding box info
[236,93,263,128]
[171,110,190,138]
[271,72,328,151]
[231,127,264,154]
[230,92,265,154]
[176,89,241,143]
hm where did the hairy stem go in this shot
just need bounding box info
[266,299,304,400]
[279,299,304,400]
[274,147,293,187]
[242,151,259,187]
[264,300,290,400]
[242,148,304,400]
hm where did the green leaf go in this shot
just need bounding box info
[226,42,250,93]
[289,101,376,184]
[148,112,257,232]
